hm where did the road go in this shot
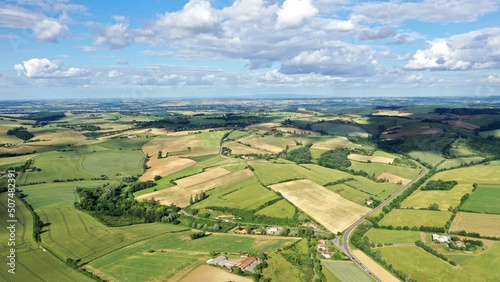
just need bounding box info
[335,163,428,282]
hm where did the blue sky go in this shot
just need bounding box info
[0,0,499,99]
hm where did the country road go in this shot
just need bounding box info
[335,163,428,282]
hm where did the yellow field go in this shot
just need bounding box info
[372,110,413,117]
[175,167,231,188]
[377,172,411,185]
[32,131,87,145]
[0,154,38,167]
[269,179,370,233]
[348,153,394,164]
[450,212,500,237]
[352,250,399,282]
[143,135,205,155]
[137,169,253,207]
[140,156,196,181]
[225,141,270,155]
[430,162,500,184]
[401,184,473,210]
[179,265,251,282]
[238,135,294,153]
[310,136,361,150]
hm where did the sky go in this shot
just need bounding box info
[0,0,500,99]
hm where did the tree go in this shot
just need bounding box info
[157,151,162,159]
[428,203,439,210]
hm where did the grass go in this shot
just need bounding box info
[82,149,145,178]
[401,184,473,211]
[408,151,444,167]
[430,161,500,184]
[190,175,280,210]
[446,242,500,282]
[326,183,372,205]
[0,193,95,282]
[348,161,420,179]
[379,246,474,282]
[450,212,500,237]
[437,157,485,170]
[255,199,297,218]
[372,150,398,158]
[460,186,500,214]
[262,252,305,282]
[311,123,369,137]
[197,130,228,150]
[134,164,203,196]
[227,130,250,140]
[379,209,452,228]
[89,232,296,281]
[321,261,374,282]
[365,229,422,245]
[343,177,401,200]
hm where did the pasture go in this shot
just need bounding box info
[365,229,422,245]
[343,177,401,200]
[437,156,485,170]
[326,183,372,205]
[401,184,473,210]
[378,246,473,282]
[408,151,444,167]
[137,169,254,207]
[431,161,500,184]
[263,253,305,282]
[450,212,500,237]
[379,209,452,228]
[348,161,420,180]
[446,243,500,282]
[87,232,296,281]
[255,199,297,218]
[311,122,369,137]
[321,261,374,282]
[140,156,197,181]
[460,185,500,214]
[269,179,370,233]
[190,175,280,210]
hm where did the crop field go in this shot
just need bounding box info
[321,261,373,282]
[255,199,296,218]
[379,209,452,228]
[142,135,203,157]
[351,250,399,282]
[190,175,279,210]
[378,246,473,282]
[311,122,369,137]
[449,148,476,157]
[365,229,422,245]
[446,243,500,282]
[250,161,352,186]
[196,155,245,169]
[135,165,203,196]
[372,150,398,158]
[270,179,370,233]
[140,156,197,181]
[82,149,145,178]
[0,193,94,282]
[226,130,250,140]
[0,154,38,169]
[380,125,444,139]
[87,232,297,281]
[174,167,231,187]
[225,141,271,155]
[401,184,473,210]
[197,131,228,150]
[348,153,394,164]
[450,212,500,237]
[137,169,254,207]
[377,172,411,185]
[437,156,485,170]
[343,177,401,199]
[237,135,295,153]
[348,161,420,179]
[179,265,252,282]
[408,151,445,167]
[309,136,362,150]
[326,183,372,205]
[460,186,500,214]
[431,161,500,184]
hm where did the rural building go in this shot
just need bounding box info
[219,260,237,268]
[237,256,258,271]
[432,234,451,243]
[455,241,466,248]
[321,250,331,259]
[317,244,326,251]
[302,222,318,229]
[265,226,282,234]
[366,200,374,206]
[207,255,227,265]
[318,239,326,245]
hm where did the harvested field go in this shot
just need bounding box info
[372,110,413,117]
[142,136,204,157]
[377,172,411,185]
[179,265,251,282]
[137,169,253,207]
[247,122,281,131]
[269,179,370,233]
[310,136,361,150]
[348,154,394,164]
[446,120,479,131]
[276,126,319,135]
[450,212,500,237]
[140,156,196,181]
[352,250,399,282]
[238,135,294,153]
[175,167,231,188]
[225,141,270,155]
[381,126,443,139]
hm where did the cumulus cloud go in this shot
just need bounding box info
[404,28,500,70]
[276,0,318,29]
[14,58,88,78]
[33,18,69,42]
[221,0,277,22]
[108,70,123,78]
[94,22,131,49]
[487,74,500,83]
[353,0,499,23]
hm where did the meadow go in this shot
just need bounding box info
[460,185,500,214]
[262,252,305,282]
[401,184,473,211]
[310,122,369,137]
[437,156,485,170]
[365,229,422,245]
[379,209,452,228]
[348,160,420,179]
[408,151,444,167]
[446,243,500,282]
[326,183,372,205]
[432,161,500,184]
[449,212,500,237]
[255,199,297,218]
[321,261,374,282]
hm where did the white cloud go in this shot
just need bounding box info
[82,46,97,52]
[141,50,174,57]
[14,58,88,78]
[222,0,277,22]
[276,0,318,29]
[94,22,131,49]
[404,28,500,70]
[33,18,69,42]
[108,70,123,78]
[487,74,500,83]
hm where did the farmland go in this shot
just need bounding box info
[449,212,500,237]
[321,261,374,282]
[365,229,422,245]
[401,184,473,210]
[460,185,500,214]
[269,179,370,233]
[379,209,452,228]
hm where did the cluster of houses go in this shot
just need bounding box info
[432,234,465,247]
[207,254,259,272]
[317,239,332,258]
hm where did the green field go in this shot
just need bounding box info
[255,199,297,218]
[379,246,477,281]
[321,261,373,282]
[343,177,401,200]
[433,161,500,184]
[88,232,297,281]
[197,130,228,150]
[311,122,369,137]
[409,151,444,167]
[0,193,95,282]
[401,184,473,211]
[190,175,279,210]
[379,209,452,228]
[365,229,422,245]
[134,165,203,196]
[326,183,372,205]
[437,156,485,170]
[348,161,420,179]
[372,150,398,158]
[460,185,500,214]
[263,252,306,282]
[446,243,500,282]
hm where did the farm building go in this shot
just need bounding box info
[317,243,326,251]
[302,222,318,229]
[237,256,258,271]
[207,255,227,265]
[321,250,332,259]
[455,241,466,248]
[265,226,282,234]
[432,234,451,243]
[318,239,326,245]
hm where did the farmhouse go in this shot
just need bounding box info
[432,234,451,243]
[317,243,326,251]
[455,241,466,248]
[318,239,326,245]
[302,222,318,229]
[321,250,332,259]
[237,256,258,271]
[265,226,282,234]
[366,200,374,206]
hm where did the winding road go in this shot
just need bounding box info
[334,163,428,281]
